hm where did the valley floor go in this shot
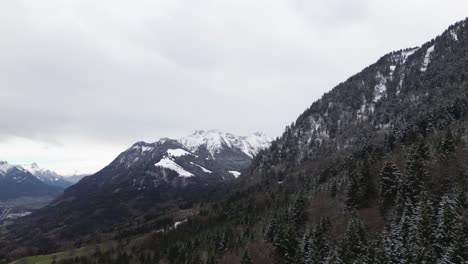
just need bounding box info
[10,242,113,264]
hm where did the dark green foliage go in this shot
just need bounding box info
[378,161,401,214]
[299,218,331,264]
[346,162,374,209]
[240,251,253,264]
[337,215,369,263]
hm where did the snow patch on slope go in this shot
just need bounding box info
[228,170,241,178]
[131,143,154,153]
[155,158,193,177]
[373,72,387,102]
[190,162,212,173]
[421,45,435,72]
[174,219,188,229]
[167,149,191,157]
[395,47,419,65]
[450,29,459,41]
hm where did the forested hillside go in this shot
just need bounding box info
[4,18,468,264]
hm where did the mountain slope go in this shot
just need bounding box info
[65,174,89,184]
[126,19,468,263]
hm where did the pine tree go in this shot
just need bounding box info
[298,228,313,264]
[265,216,279,243]
[408,192,437,263]
[346,171,366,209]
[273,224,299,264]
[310,218,332,264]
[416,141,431,162]
[292,197,307,229]
[439,129,456,160]
[300,218,332,264]
[382,227,405,264]
[378,161,401,215]
[240,251,253,264]
[337,215,369,263]
[396,147,427,211]
[434,194,468,263]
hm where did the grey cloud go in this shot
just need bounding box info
[1,0,468,149]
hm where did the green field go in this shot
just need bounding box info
[10,242,112,264]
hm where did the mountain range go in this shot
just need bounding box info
[3,18,468,264]
[0,161,65,201]
[0,130,271,256]
[21,163,74,189]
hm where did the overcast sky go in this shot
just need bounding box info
[1,0,467,175]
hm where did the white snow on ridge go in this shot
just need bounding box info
[21,163,62,182]
[190,162,212,173]
[22,163,46,175]
[179,130,271,158]
[228,170,241,178]
[0,161,13,176]
[421,45,435,72]
[131,144,154,153]
[399,47,419,64]
[0,161,67,184]
[141,146,153,152]
[179,130,236,158]
[167,148,191,157]
[241,132,272,158]
[174,219,188,229]
[155,157,194,177]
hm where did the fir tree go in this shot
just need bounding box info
[346,171,366,209]
[337,215,369,263]
[434,194,468,263]
[439,129,456,160]
[298,228,313,264]
[378,161,401,215]
[408,192,437,263]
[240,251,253,264]
[292,197,307,229]
[273,224,299,264]
[265,216,279,243]
[396,147,428,212]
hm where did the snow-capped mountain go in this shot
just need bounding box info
[179,130,271,158]
[0,161,62,201]
[111,130,272,181]
[27,130,271,236]
[0,161,14,177]
[21,163,73,188]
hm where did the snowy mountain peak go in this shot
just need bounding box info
[179,130,272,158]
[113,130,271,178]
[22,163,49,174]
[129,141,156,153]
[0,161,14,176]
[19,163,72,188]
